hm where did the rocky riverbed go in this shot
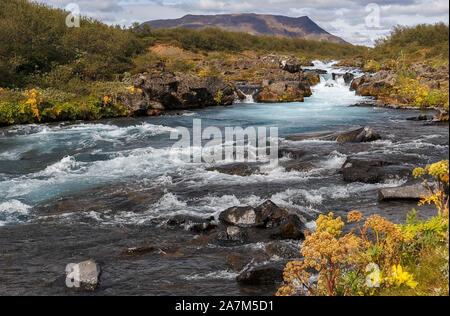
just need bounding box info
[0,61,448,296]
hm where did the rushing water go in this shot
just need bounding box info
[0,61,448,295]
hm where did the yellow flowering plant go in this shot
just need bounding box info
[278,160,449,296]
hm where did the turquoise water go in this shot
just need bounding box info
[0,61,431,225]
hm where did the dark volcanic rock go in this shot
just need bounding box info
[219,206,265,228]
[332,72,354,84]
[286,127,380,143]
[121,246,156,257]
[265,242,301,259]
[206,163,261,177]
[406,114,431,121]
[120,72,235,115]
[342,157,411,184]
[217,201,306,244]
[237,264,284,285]
[378,184,432,201]
[335,126,381,143]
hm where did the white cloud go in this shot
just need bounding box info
[38,0,449,46]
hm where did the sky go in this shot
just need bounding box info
[37,0,449,46]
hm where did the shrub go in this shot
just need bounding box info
[278,160,449,296]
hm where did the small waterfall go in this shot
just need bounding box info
[238,92,255,104]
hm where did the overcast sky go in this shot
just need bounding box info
[37,0,449,46]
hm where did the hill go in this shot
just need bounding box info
[144,14,347,44]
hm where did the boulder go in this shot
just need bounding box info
[350,71,397,96]
[217,201,306,244]
[206,163,261,177]
[342,157,411,184]
[265,242,301,259]
[120,72,235,115]
[378,184,432,201]
[219,206,266,228]
[237,264,284,285]
[406,114,431,121]
[66,260,101,291]
[279,58,302,73]
[332,72,355,84]
[335,126,381,143]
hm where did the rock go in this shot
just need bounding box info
[219,206,265,228]
[121,246,156,256]
[281,160,315,172]
[285,127,380,143]
[206,163,261,177]
[378,184,432,201]
[433,109,449,123]
[226,226,248,242]
[190,221,217,234]
[254,70,313,103]
[279,58,302,73]
[255,200,290,228]
[237,264,284,285]
[335,126,381,143]
[278,148,308,160]
[226,253,245,272]
[279,222,304,240]
[66,260,101,291]
[120,72,235,115]
[342,157,411,184]
[217,201,306,244]
[350,71,397,97]
[265,242,301,259]
[332,72,355,84]
[406,114,431,121]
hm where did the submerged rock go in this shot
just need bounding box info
[378,184,432,201]
[66,260,101,291]
[406,114,431,121]
[342,157,411,184]
[121,246,156,257]
[237,264,284,285]
[206,163,261,177]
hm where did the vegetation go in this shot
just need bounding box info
[135,26,368,59]
[277,160,449,296]
[0,1,448,125]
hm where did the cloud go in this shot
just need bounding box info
[38,0,449,46]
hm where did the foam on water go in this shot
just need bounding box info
[0,200,31,226]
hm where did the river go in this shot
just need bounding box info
[0,61,448,295]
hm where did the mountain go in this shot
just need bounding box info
[143,14,348,44]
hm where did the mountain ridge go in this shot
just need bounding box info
[143,14,348,44]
